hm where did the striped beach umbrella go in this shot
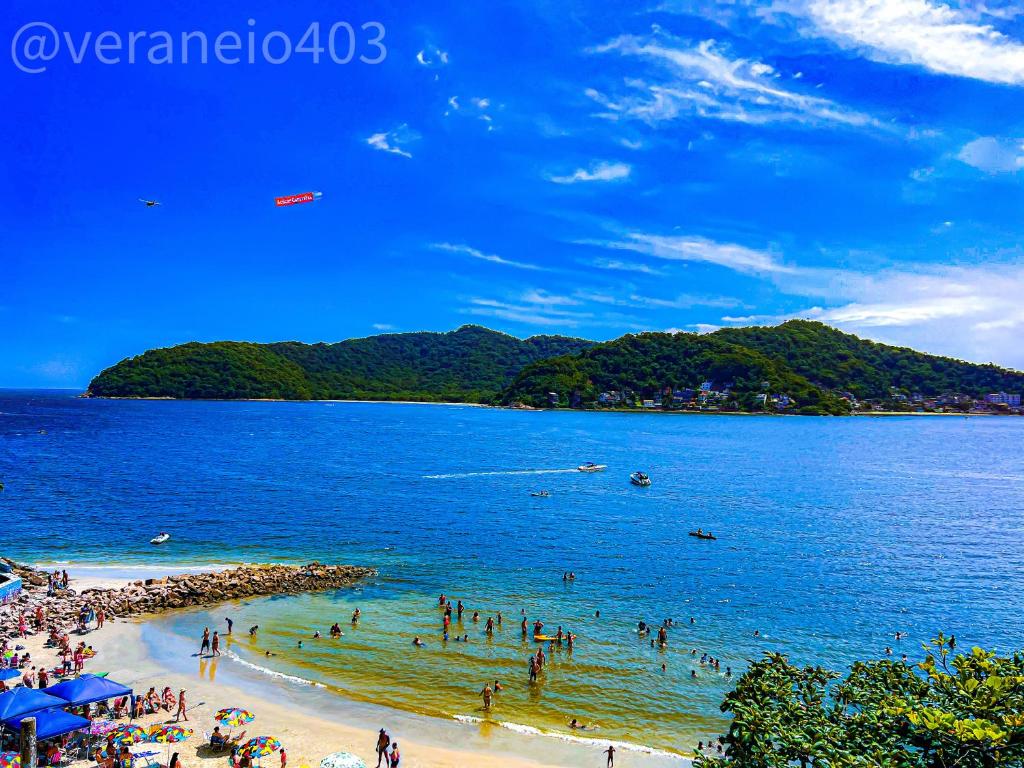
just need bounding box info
[148,724,193,762]
[147,725,193,743]
[87,721,116,736]
[238,736,282,759]
[108,724,147,746]
[0,752,22,768]
[215,708,255,727]
[319,752,366,768]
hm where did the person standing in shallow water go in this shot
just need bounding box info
[480,682,493,710]
[199,628,210,656]
[211,631,221,656]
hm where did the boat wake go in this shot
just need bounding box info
[223,649,326,688]
[423,469,579,480]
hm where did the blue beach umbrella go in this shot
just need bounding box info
[0,670,20,682]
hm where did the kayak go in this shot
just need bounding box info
[688,531,716,540]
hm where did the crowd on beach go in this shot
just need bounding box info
[5,561,742,765]
[0,572,203,768]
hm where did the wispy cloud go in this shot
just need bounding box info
[788,0,1024,85]
[588,32,876,129]
[584,232,792,275]
[366,124,419,158]
[549,161,632,184]
[372,323,397,332]
[576,289,742,310]
[957,137,1024,173]
[433,243,546,271]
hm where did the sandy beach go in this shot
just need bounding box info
[9,567,691,768]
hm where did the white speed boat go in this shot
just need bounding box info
[577,462,607,472]
[150,532,170,545]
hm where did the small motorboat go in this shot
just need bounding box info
[530,490,551,497]
[577,462,607,472]
[630,471,651,487]
[688,529,716,540]
[150,532,170,545]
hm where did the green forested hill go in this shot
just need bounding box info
[499,320,1024,414]
[87,320,1024,411]
[86,326,593,401]
[500,331,852,414]
[712,320,1024,398]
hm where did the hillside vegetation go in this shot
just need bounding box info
[88,320,1024,414]
[87,326,592,402]
[501,320,1024,414]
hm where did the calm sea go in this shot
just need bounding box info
[4,390,1024,756]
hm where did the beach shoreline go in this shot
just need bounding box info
[12,565,692,768]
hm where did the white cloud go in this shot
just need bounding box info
[366,124,419,159]
[585,257,665,275]
[520,289,581,306]
[768,263,1024,368]
[586,232,792,275]
[957,137,1024,173]
[589,33,876,128]
[549,161,632,184]
[791,0,1024,85]
[463,297,590,327]
[372,323,396,332]
[416,46,449,68]
[573,289,743,310]
[432,242,546,271]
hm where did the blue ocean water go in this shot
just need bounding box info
[3,390,1024,754]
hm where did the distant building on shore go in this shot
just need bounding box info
[986,392,1021,407]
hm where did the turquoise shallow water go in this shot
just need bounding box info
[4,391,1024,755]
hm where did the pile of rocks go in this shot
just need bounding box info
[0,560,375,638]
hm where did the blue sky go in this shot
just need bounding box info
[6,0,1024,387]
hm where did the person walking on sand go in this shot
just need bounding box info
[388,742,400,767]
[375,729,391,768]
[279,748,286,768]
[96,608,105,629]
[212,631,221,656]
[604,745,615,767]
[175,689,188,722]
[200,628,210,655]
[480,682,493,710]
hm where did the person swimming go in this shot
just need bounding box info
[413,637,424,647]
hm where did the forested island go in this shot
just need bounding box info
[86,321,1024,415]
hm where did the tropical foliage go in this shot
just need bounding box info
[715,320,1024,399]
[500,330,852,414]
[698,635,1024,767]
[87,320,1024,409]
[87,326,592,401]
